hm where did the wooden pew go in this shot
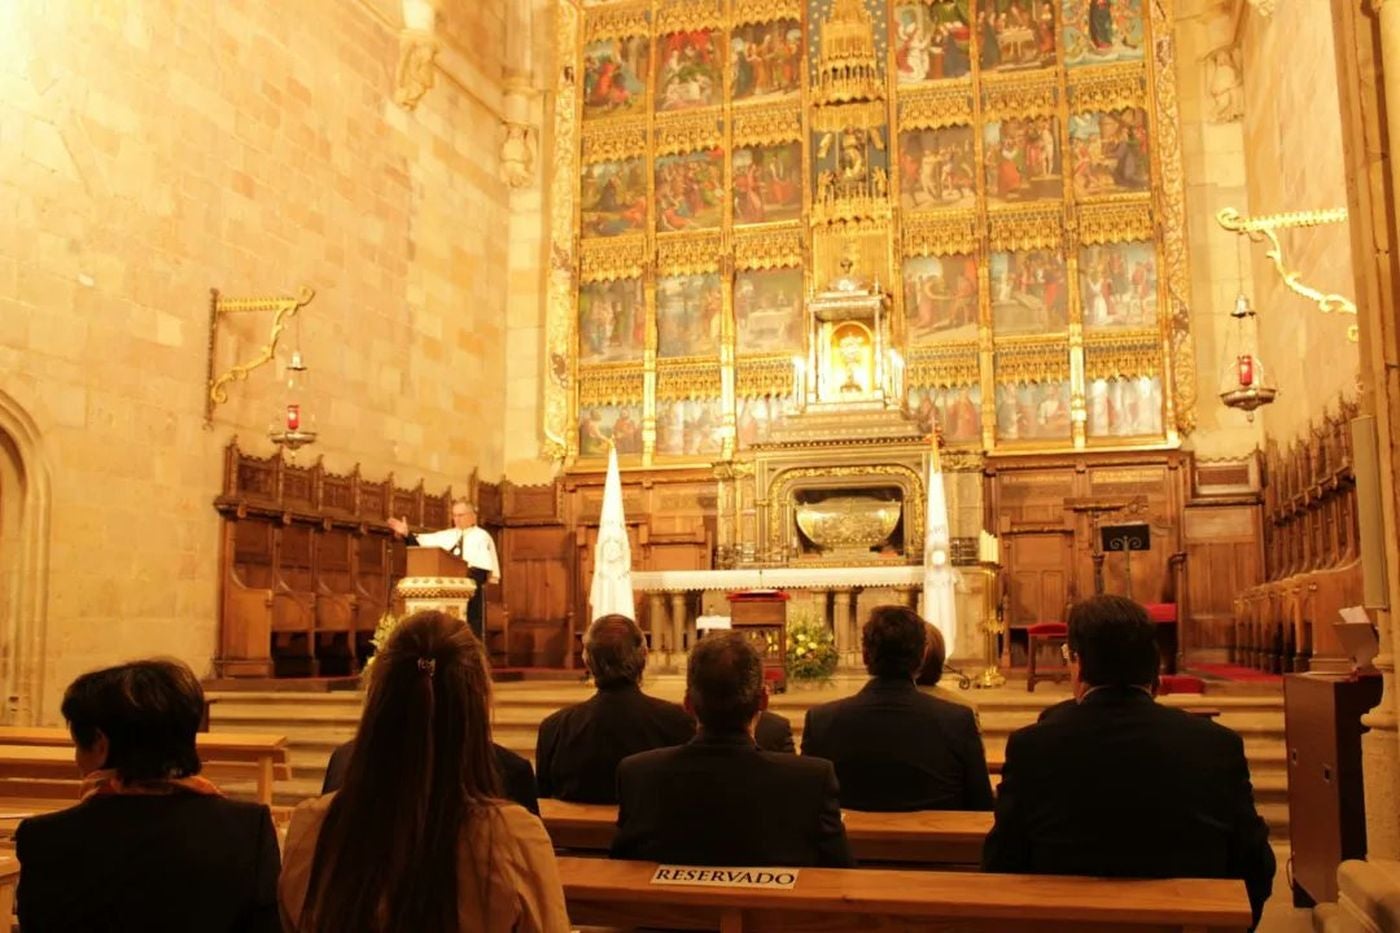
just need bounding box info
[0,854,16,921]
[0,730,291,806]
[541,799,994,868]
[558,856,1253,932]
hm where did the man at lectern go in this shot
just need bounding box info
[388,500,500,640]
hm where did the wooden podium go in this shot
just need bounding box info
[406,547,470,579]
[727,590,789,694]
[397,547,477,623]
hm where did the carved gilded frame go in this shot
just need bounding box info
[545,0,1194,468]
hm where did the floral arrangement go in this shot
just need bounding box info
[785,612,839,683]
[363,611,401,674]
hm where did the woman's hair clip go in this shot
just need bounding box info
[417,657,437,674]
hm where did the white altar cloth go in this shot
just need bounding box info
[630,566,924,593]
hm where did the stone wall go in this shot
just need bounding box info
[1173,0,1262,459]
[1240,1,1361,446]
[0,0,511,719]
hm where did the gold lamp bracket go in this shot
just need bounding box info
[204,286,316,426]
[1215,207,1358,342]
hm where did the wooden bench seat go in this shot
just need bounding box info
[0,729,290,806]
[540,799,994,867]
[558,856,1253,932]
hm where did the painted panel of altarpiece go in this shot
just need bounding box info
[1061,0,1145,67]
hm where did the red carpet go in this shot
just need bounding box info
[1189,663,1283,685]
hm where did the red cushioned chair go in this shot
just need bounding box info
[1025,621,1070,692]
[1156,673,1206,695]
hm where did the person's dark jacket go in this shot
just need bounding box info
[982,685,1276,928]
[322,740,538,814]
[534,680,798,803]
[16,794,280,933]
[801,675,994,811]
[755,709,796,753]
[535,682,696,803]
[611,731,853,867]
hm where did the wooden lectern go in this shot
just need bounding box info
[406,547,471,579]
[727,591,789,694]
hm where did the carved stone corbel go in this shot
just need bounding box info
[394,29,439,111]
[500,122,537,188]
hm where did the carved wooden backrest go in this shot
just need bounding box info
[215,440,491,675]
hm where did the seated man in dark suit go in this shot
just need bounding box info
[17,660,280,933]
[802,605,993,812]
[983,594,1275,928]
[536,614,795,803]
[321,739,538,814]
[611,632,852,867]
[536,614,696,803]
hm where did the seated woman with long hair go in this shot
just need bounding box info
[16,659,280,932]
[279,610,569,933]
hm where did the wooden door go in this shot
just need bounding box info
[1004,531,1073,625]
[500,526,573,667]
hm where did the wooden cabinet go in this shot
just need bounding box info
[1283,672,1383,906]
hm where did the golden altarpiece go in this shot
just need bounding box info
[538,0,1198,663]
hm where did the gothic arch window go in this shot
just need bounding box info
[0,391,51,724]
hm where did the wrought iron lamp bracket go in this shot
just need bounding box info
[1215,207,1358,342]
[204,286,316,425]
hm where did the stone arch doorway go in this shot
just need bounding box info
[0,391,51,724]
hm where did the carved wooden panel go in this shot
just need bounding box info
[1184,505,1261,653]
[215,441,458,678]
[502,526,575,667]
[1004,531,1072,628]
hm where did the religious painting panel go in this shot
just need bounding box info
[657,273,723,358]
[583,36,650,119]
[656,29,724,112]
[733,143,804,225]
[893,1,972,85]
[1079,241,1157,329]
[990,249,1068,334]
[655,149,725,232]
[1087,374,1163,437]
[983,117,1062,204]
[909,383,983,444]
[994,380,1072,441]
[581,160,648,237]
[903,254,979,342]
[898,126,976,210]
[731,19,803,101]
[579,403,645,457]
[656,397,726,456]
[1061,0,1144,68]
[737,392,800,449]
[979,0,1056,73]
[578,278,646,363]
[735,268,804,354]
[1068,107,1150,197]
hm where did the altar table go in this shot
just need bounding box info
[630,566,990,665]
